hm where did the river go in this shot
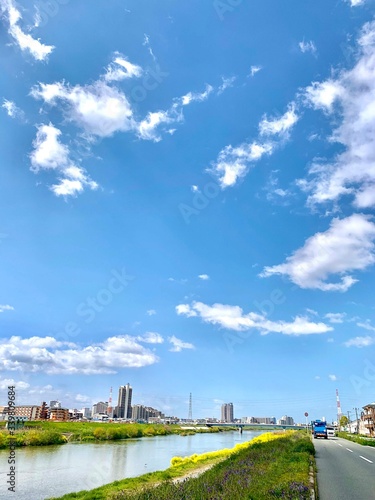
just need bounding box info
[0,430,266,499]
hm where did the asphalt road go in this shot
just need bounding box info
[314,436,375,499]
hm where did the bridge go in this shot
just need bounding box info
[205,423,306,431]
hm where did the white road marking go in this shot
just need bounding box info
[337,443,343,447]
[346,448,353,453]
[359,455,373,464]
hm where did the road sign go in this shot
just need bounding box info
[304,412,308,417]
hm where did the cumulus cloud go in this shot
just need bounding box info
[0,304,14,313]
[348,0,365,6]
[261,214,375,291]
[29,123,98,196]
[209,103,298,188]
[0,335,159,374]
[176,301,332,336]
[168,335,195,352]
[0,0,54,61]
[146,309,156,316]
[250,65,262,77]
[302,21,375,208]
[344,335,375,347]
[328,374,337,381]
[0,378,30,390]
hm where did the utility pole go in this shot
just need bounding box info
[354,407,360,434]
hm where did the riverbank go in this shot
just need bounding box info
[0,421,229,449]
[49,431,314,500]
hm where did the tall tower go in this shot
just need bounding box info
[336,389,342,425]
[107,387,113,417]
[117,383,133,419]
[188,393,192,421]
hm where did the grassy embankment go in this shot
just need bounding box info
[49,431,315,500]
[337,431,375,447]
[0,421,226,449]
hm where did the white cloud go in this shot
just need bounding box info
[137,332,164,344]
[198,274,210,280]
[0,0,54,61]
[0,335,159,374]
[0,378,29,390]
[143,33,156,61]
[210,103,298,188]
[261,214,375,291]
[146,309,156,316]
[209,141,274,188]
[357,321,375,332]
[218,76,236,94]
[259,103,299,137]
[176,301,332,336]
[31,81,135,138]
[29,123,98,197]
[168,335,195,352]
[328,374,337,381]
[348,0,365,6]
[325,313,346,323]
[302,21,375,208]
[250,65,262,77]
[137,109,181,142]
[180,84,213,106]
[0,304,14,313]
[344,335,375,347]
[191,185,200,192]
[2,99,25,120]
[299,40,317,54]
[104,53,143,82]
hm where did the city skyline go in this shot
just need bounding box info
[1,0,375,424]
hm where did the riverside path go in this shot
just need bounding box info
[314,436,375,499]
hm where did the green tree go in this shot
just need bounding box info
[339,415,349,430]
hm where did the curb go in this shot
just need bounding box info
[309,464,317,500]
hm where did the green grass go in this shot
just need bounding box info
[0,422,225,448]
[337,431,375,447]
[48,431,314,500]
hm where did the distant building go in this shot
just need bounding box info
[131,405,163,422]
[242,417,276,425]
[0,406,9,421]
[117,384,132,419]
[277,416,294,426]
[80,408,92,419]
[362,403,375,436]
[92,402,108,415]
[69,409,84,420]
[49,408,69,421]
[39,402,48,420]
[221,403,234,423]
[14,405,41,420]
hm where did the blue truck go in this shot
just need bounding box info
[312,419,328,439]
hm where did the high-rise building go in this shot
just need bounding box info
[117,383,132,419]
[92,402,108,415]
[221,403,234,423]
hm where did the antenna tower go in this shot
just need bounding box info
[188,393,192,421]
[336,389,342,425]
[107,386,113,417]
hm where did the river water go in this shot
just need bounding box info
[0,430,265,499]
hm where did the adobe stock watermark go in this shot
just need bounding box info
[350,359,375,395]
[56,268,134,343]
[129,66,169,104]
[34,0,70,27]
[213,0,244,21]
[179,181,221,224]
[7,386,16,494]
[223,288,286,353]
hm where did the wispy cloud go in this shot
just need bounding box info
[325,313,346,324]
[344,335,375,347]
[146,309,156,316]
[103,52,143,82]
[168,335,195,352]
[261,214,375,291]
[299,40,317,54]
[328,374,337,381]
[249,65,262,77]
[176,301,332,336]
[2,99,25,121]
[198,274,210,280]
[0,0,54,61]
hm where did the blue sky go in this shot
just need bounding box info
[1,0,375,423]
